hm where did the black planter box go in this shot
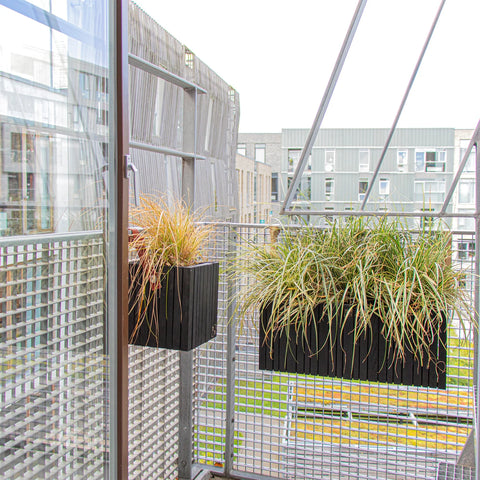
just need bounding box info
[259,303,447,389]
[128,260,218,350]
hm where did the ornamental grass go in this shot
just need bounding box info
[235,217,474,366]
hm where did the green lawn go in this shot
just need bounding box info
[202,334,473,419]
[195,425,243,466]
[203,375,290,418]
[447,336,474,387]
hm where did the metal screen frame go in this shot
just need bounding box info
[193,221,478,480]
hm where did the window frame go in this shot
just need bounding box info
[379,178,390,196]
[325,150,335,172]
[358,179,368,201]
[254,143,266,163]
[359,149,369,172]
[415,149,446,172]
[325,177,334,197]
[237,143,246,156]
[397,150,408,172]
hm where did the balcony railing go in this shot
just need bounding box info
[0,231,107,480]
[0,223,476,480]
[193,223,476,480]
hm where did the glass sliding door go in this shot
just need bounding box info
[0,1,115,478]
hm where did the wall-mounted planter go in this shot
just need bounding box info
[128,260,219,350]
[259,303,447,389]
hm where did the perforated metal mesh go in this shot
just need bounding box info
[128,346,180,480]
[0,233,107,480]
[194,223,476,480]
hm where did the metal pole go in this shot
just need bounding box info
[474,138,480,480]
[442,120,480,214]
[111,0,130,477]
[178,86,197,480]
[359,0,447,210]
[272,210,477,218]
[280,0,368,214]
[224,226,238,476]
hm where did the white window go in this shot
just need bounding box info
[255,144,265,163]
[414,180,446,203]
[325,150,335,172]
[237,143,246,156]
[415,150,446,172]
[271,173,278,202]
[288,149,311,173]
[185,50,194,69]
[358,179,368,201]
[359,150,369,172]
[458,181,475,204]
[457,211,475,231]
[419,208,436,229]
[460,140,475,173]
[458,241,475,260]
[288,149,300,173]
[304,177,312,201]
[397,150,408,172]
[379,178,390,196]
[325,178,334,197]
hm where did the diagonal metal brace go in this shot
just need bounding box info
[281,0,368,214]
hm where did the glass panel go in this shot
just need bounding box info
[358,179,368,201]
[459,181,475,204]
[271,172,278,201]
[325,150,335,172]
[379,178,390,195]
[397,150,408,172]
[288,149,301,173]
[237,143,246,156]
[325,178,334,195]
[415,151,425,172]
[415,180,446,203]
[359,149,369,172]
[0,1,111,478]
[460,139,476,172]
[255,143,266,163]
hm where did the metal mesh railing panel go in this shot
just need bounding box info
[128,346,180,480]
[194,223,476,480]
[0,233,107,480]
[194,224,231,467]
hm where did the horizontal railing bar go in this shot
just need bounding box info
[279,210,479,218]
[200,221,476,236]
[128,53,207,94]
[129,140,206,160]
[0,230,102,247]
[205,466,279,480]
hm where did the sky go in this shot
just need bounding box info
[133,0,479,133]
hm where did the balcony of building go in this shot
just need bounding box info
[0,0,479,480]
[1,219,478,480]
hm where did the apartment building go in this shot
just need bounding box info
[239,128,475,225]
[235,152,271,223]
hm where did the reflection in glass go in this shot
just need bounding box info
[0,1,111,478]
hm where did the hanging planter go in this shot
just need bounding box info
[128,195,218,350]
[128,260,218,350]
[259,303,447,388]
[235,217,473,389]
